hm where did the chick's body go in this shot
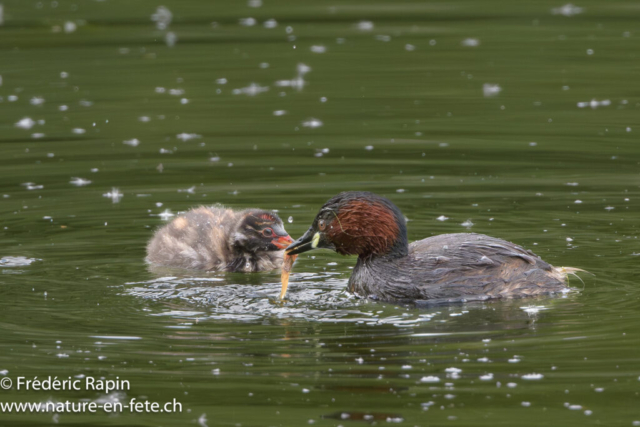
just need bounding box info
[146,206,287,272]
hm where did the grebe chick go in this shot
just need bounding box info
[147,206,293,272]
[287,191,580,304]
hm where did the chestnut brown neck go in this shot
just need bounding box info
[324,193,408,259]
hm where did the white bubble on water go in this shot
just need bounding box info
[72,128,86,134]
[577,99,610,109]
[15,117,35,130]
[30,97,45,106]
[356,21,374,31]
[302,118,323,128]
[521,373,544,380]
[178,186,196,194]
[232,83,269,96]
[479,373,494,381]
[273,110,287,116]
[364,145,374,151]
[461,219,474,228]
[165,31,177,47]
[176,133,201,141]
[151,6,172,30]
[103,188,123,203]
[276,63,311,91]
[483,83,502,97]
[70,177,92,186]
[461,38,480,47]
[420,376,440,383]
[436,215,449,221]
[405,44,415,51]
[64,21,77,33]
[158,209,175,220]
[248,0,262,7]
[310,45,326,53]
[239,17,256,27]
[22,182,43,190]
[521,305,547,315]
[551,4,583,16]
[287,216,293,223]
[263,19,277,29]
[123,138,140,147]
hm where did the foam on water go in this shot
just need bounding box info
[124,272,455,325]
[0,256,40,267]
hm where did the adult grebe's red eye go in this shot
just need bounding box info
[318,219,326,231]
[262,228,274,237]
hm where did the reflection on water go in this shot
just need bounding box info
[0,0,639,425]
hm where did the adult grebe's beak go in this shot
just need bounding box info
[285,228,316,255]
[286,227,335,255]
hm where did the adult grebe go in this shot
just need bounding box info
[286,191,579,304]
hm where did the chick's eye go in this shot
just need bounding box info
[318,219,326,231]
[262,228,273,237]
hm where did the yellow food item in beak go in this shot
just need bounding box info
[280,253,297,300]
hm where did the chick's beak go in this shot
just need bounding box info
[286,227,320,255]
[272,234,294,249]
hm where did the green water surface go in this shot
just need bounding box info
[0,1,639,426]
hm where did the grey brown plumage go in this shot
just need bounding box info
[287,191,579,304]
[146,206,292,272]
